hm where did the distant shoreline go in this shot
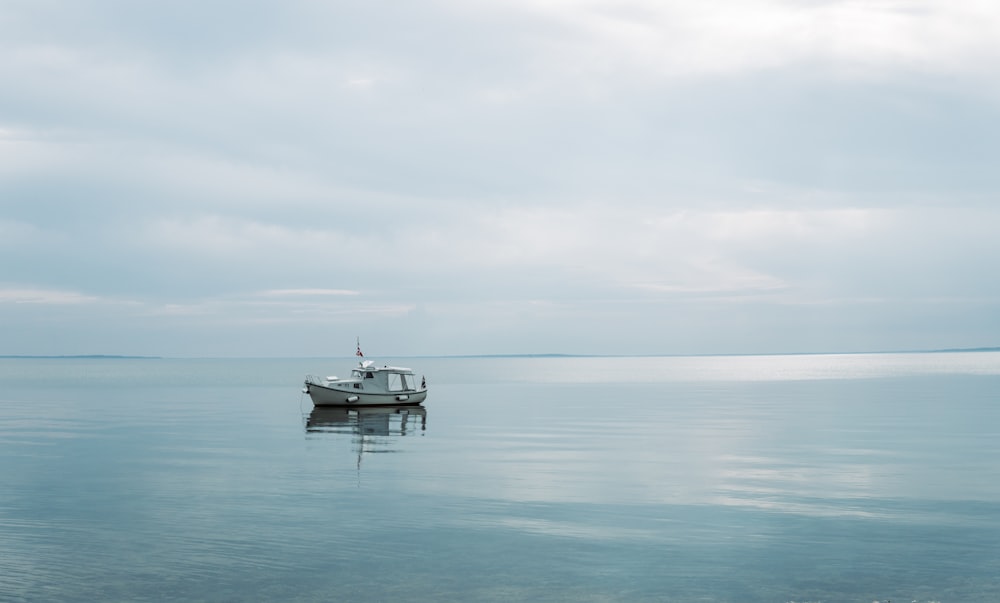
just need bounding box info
[431,347,1000,358]
[0,355,162,359]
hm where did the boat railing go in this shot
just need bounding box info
[305,374,324,385]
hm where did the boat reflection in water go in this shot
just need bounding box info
[305,405,427,469]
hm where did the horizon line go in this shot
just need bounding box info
[2,346,999,360]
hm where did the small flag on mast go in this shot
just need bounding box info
[356,338,363,357]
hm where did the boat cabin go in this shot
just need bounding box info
[346,362,421,393]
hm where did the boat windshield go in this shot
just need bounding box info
[387,373,412,392]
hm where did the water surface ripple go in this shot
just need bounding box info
[1,353,999,602]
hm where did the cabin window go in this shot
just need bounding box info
[387,373,404,391]
[365,372,374,379]
[353,383,362,389]
[401,374,413,390]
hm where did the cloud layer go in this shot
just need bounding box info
[2,1,999,356]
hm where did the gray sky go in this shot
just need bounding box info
[2,0,1000,357]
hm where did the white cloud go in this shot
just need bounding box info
[698,208,879,242]
[0,287,100,305]
[473,0,1000,80]
[257,289,360,297]
[142,296,413,324]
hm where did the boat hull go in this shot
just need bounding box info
[305,381,428,407]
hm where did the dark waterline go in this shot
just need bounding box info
[2,353,999,602]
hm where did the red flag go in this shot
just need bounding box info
[356,340,363,357]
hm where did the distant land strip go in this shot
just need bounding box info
[422,347,1000,358]
[0,355,162,359]
[913,346,1000,354]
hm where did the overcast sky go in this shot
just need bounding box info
[2,0,1000,357]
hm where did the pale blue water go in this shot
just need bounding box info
[2,353,999,602]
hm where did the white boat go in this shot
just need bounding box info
[303,359,428,407]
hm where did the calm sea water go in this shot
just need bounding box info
[2,353,999,602]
